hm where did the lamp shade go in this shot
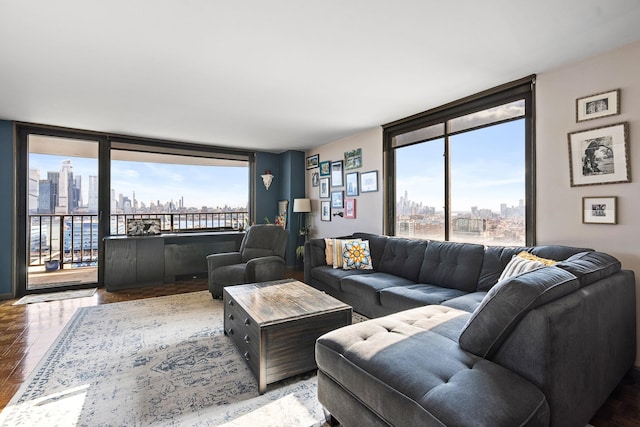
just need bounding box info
[293,198,311,213]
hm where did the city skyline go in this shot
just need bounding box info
[28,154,249,212]
[395,119,525,212]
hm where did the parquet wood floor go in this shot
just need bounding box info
[0,269,638,426]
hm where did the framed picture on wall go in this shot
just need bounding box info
[345,198,356,219]
[360,170,378,193]
[306,154,319,169]
[331,161,343,187]
[345,172,359,196]
[576,89,620,122]
[319,161,331,176]
[583,196,617,224]
[568,122,630,187]
[321,201,331,221]
[319,177,330,198]
[344,148,362,170]
[331,190,344,209]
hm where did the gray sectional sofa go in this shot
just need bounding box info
[304,232,637,427]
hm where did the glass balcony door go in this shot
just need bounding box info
[24,134,102,292]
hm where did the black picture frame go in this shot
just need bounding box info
[319,177,330,198]
[306,154,319,169]
[321,201,331,221]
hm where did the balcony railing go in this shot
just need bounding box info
[29,211,248,268]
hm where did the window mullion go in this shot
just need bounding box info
[444,134,451,241]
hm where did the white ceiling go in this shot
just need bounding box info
[2,1,640,153]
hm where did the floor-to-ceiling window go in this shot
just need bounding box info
[384,77,535,246]
[17,126,253,296]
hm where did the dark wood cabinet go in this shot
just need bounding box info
[104,231,244,291]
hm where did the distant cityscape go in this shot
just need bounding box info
[396,190,526,245]
[28,159,248,215]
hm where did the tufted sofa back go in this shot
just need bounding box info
[418,241,485,292]
[377,237,428,282]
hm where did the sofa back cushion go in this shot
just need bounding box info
[376,237,427,282]
[418,241,485,292]
[458,266,579,358]
[352,232,388,268]
[477,245,593,291]
[555,251,621,288]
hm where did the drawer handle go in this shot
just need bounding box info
[243,351,250,361]
[244,335,250,343]
[228,314,234,320]
[228,300,234,306]
[227,328,234,336]
[244,318,250,326]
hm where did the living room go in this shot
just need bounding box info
[1,2,640,426]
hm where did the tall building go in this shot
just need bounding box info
[56,160,73,214]
[38,180,52,213]
[47,171,59,211]
[72,175,81,210]
[88,176,98,213]
[28,169,40,213]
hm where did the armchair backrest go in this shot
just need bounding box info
[240,224,289,262]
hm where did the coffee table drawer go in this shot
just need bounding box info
[224,296,260,375]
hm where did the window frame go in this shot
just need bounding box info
[383,76,536,245]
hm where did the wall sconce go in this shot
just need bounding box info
[261,170,274,190]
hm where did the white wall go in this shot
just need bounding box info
[305,127,383,238]
[537,40,640,366]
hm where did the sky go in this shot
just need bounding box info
[28,154,249,209]
[395,119,525,213]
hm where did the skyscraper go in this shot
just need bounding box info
[57,160,73,214]
[88,176,99,213]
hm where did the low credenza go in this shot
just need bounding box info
[223,279,352,394]
[104,231,244,291]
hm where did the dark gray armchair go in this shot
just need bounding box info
[206,224,289,298]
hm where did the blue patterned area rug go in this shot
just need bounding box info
[0,291,328,426]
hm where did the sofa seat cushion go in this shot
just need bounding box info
[379,284,467,311]
[341,273,415,307]
[555,251,621,288]
[209,263,247,285]
[316,306,549,426]
[441,291,488,312]
[459,266,579,358]
[311,265,373,292]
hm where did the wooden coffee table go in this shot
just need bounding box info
[223,279,352,393]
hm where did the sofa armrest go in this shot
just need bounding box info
[206,252,242,271]
[304,239,328,283]
[245,256,285,283]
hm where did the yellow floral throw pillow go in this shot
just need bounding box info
[342,240,373,270]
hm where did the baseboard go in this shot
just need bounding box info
[0,293,14,301]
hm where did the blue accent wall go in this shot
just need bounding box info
[280,151,306,265]
[255,150,305,266]
[0,121,13,297]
